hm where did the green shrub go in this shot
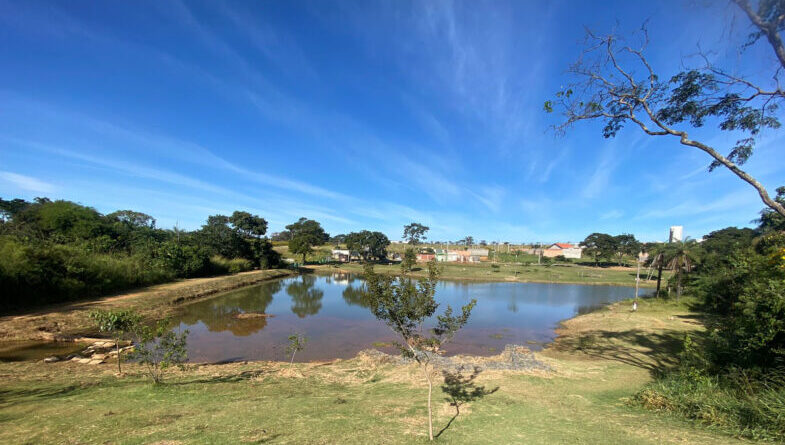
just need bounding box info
[209,255,253,274]
[635,371,785,441]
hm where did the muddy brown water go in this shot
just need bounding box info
[1,273,644,363]
[169,273,642,363]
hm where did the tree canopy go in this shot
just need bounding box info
[403,222,430,245]
[0,196,279,310]
[545,0,785,218]
[286,217,329,264]
[345,230,390,262]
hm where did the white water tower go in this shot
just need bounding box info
[669,226,683,243]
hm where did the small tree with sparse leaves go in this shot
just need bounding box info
[89,309,141,374]
[128,318,188,384]
[286,333,308,367]
[363,260,476,441]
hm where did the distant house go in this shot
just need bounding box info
[542,243,582,259]
[435,249,449,262]
[468,248,489,262]
[416,253,436,262]
[439,249,487,263]
[331,249,351,262]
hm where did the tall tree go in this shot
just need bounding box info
[229,211,267,239]
[198,214,249,259]
[286,218,328,264]
[345,230,390,262]
[229,211,275,267]
[362,261,476,441]
[403,222,430,245]
[613,233,641,266]
[545,2,785,219]
[580,233,616,266]
[665,239,699,300]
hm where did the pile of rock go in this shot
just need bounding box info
[358,344,552,373]
[43,340,134,366]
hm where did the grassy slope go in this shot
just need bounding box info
[0,269,295,343]
[0,297,745,444]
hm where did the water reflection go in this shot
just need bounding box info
[342,284,370,308]
[179,280,280,336]
[171,272,642,362]
[286,275,324,318]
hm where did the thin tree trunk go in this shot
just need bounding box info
[656,258,663,296]
[634,259,641,301]
[426,369,434,441]
[676,269,682,302]
[116,340,121,374]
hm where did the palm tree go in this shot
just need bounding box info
[665,239,699,300]
[646,244,670,297]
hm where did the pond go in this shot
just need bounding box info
[172,273,642,363]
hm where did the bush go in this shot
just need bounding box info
[635,370,785,441]
[128,318,188,384]
[209,255,253,274]
[0,237,172,310]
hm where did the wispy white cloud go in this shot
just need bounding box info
[600,209,624,220]
[636,189,756,220]
[0,171,55,193]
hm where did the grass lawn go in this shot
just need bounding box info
[0,297,746,444]
[306,261,663,288]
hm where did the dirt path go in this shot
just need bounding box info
[0,269,294,342]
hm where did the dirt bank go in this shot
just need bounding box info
[0,269,295,343]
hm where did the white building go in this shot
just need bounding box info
[669,226,683,243]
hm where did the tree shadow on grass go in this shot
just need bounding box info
[436,366,499,438]
[0,380,108,408]
[166,369,270,386]
[557,329,696,377]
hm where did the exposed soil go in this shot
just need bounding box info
[0,269,294,343]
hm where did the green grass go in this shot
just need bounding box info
[0,297,747,444]
[0,359,745,444]
[636,371,785,442]
[309,261,663,288]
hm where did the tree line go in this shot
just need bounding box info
[0,197,281,310]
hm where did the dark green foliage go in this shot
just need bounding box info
[580,233,616,266]
[286,217,329,264]
[635,364,785,441]
[403,222,429,245]
[401,248,417,274]
[0,197,280,311]
[128,318,188,384]
[345,230,390,262]
[636,331,785,441]
[613,233,641,266]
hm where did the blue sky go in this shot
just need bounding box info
[0,0,783,243]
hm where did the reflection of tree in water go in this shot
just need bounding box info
[342,284,371,309]
[178,280,281,336]
[287,275,324,318]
